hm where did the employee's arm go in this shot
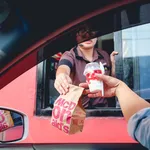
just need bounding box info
[54,51,74,95]
[110,51,118,77]
[56,65,71,76]
[111,62,116,77]
[55,65,72,95]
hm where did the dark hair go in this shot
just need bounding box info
[76,23,97,43]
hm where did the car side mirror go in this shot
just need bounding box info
[0,107,28,143]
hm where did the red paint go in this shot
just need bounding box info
[4,126,23,141]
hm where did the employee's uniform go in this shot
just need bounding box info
[58,46,111,108]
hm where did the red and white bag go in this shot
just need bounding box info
[51,84,86,134]
[0,110,14,132]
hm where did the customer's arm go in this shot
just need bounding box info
[89,74,150,121]
[128,107,150,149]
[116,81,150,121]
[80,74,150,121]
[116,82,150,150]
[80,74,150,149]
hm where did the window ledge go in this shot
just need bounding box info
[35,107,123,117]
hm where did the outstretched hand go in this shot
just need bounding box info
[79,74,122,98]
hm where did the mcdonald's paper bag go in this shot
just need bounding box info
[51,84,86,134]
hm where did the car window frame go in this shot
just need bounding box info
[35,0,150,116]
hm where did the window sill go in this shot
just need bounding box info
[35,107,123,117]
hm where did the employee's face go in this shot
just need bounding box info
[78,38,97,49]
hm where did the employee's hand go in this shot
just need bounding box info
[110,51,118,63]
[79,74,122,98]
[54,73,72,95]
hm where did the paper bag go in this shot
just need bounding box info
[51,84,86,134]
[0,110,14,132]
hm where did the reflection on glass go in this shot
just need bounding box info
[115,23,150,101]
[0,109,24,142]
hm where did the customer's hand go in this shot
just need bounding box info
[54,73,72,95]
[79,74,122,98]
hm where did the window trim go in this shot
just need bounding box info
[35,1,150,116]
[35,49,123,117]
[36,48,50,116]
